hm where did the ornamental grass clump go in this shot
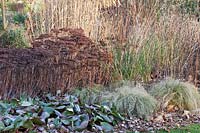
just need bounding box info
[104,83,158,118]
[72,82,158,118]
[150,78,200,111]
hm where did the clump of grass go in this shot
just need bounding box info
[110,1,200,83]
[0,27,29,48]
[104,82,158,118]
[71,82,158,118]
[112,44,154,82]
[112,46,135,81]
[150,78,200,111]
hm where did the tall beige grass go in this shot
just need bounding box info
[29,0,119,39]
[28,0,200,83]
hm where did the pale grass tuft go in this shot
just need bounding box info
[103,82,158,118]
[71,82,158,118]
[150,78,200,111]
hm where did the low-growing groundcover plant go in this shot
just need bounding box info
[0,94,124,132]
[150,78,200,111]
[71,82,158,119]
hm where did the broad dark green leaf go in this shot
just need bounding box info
[98,113,112,123]
[56,106,66,110]
[43,107,55,114]
[3,124,15,131]
[63,108,74,116]
[94,115,104,122]
[0,102,8,109]
[40,112,50,121]
[54,110,63,117]
[51,102,60,106]
[74,104,81,113]
[16,109,26,115]
[74,114,89,131]
[13,116,26,129]
[53,117,61,127]
[0,121,5,130]
[0,94,124,132]
[4,118,13,126]
[61,119,70,126]
[100,122,113,132]
[23,120,34,129]
[31,117,44,125]
[71,116,79,122]
[102,105,111,112]
[39,101,52,107]
[10,98,20,106]
[20,101,33,107]
[94,124,103,131]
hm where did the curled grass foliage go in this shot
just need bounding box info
[72,82,158,118]
[104,83,158,118]
[150,78,200,111]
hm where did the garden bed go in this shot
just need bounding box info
[1,94,200,133]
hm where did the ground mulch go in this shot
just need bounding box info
[114,112,200,132]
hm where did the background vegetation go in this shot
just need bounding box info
[0,0,199,84]
[0,0,200,132]
[150,78,200,111]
